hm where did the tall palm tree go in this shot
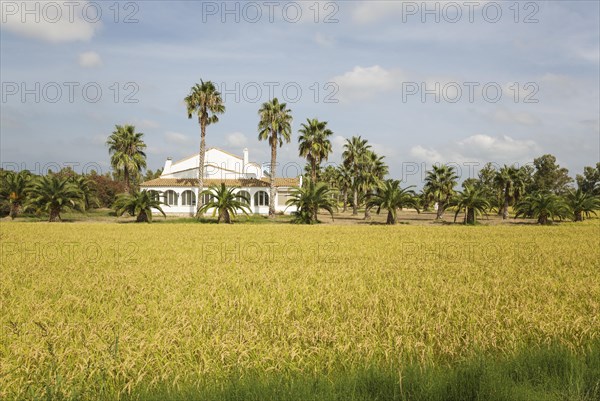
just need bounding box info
[360,151,388,219]
[106,125,147,194]
[565,189,600,221]
[298,118,333,183]
[286,179,336,224]
[514,192,571,225]
[25,175,84,222]
[197,184,251,224]
[185,80,226,213]
[449,185,490,225]
[113,190,166,223]
[342,136,371,215]
[493,165,525,219]
[423,164,458,219]
[258,98,293,218]
[0,170,31,219]
[336,165,352,213]
[366,179,419,225]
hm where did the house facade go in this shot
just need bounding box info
[140,148,301,216]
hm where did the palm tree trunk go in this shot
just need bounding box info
[124,168,130,194]
[387,210,395,225]
[49,208,61,222]
[436,199,444,219]
[352,188,358,215]
[9,203,18,219]
[136,211,148,223]
[197,116,206,217]
[466,208,475,224]
[538,213,548,225]
[574,211,582,222]
[311,158,317,183]
[502,193,509,220]
[269,138,277,218]
[224,209,231,224]
[342,192,347,213]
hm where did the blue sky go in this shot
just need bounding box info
[1,1,599,186]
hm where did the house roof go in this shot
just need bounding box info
[140,177,300,188]
[170,147,243,166]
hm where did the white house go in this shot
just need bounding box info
[140,147,301,216]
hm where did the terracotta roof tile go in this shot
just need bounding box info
[140,177,300,188]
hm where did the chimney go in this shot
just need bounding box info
[243,148,249,170]
[163,157,172,176]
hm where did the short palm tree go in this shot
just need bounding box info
[336,165,352,213]
[342,136,371,215]
[514,192,571,225]
[565,188,600,221]
[298,118,333,183]
[258,98,293,218]
[0,170,31,219]
[185,80,225,212]
[366,179,419,225]
[113,190,166,223]
[424,164,458,219]
[360,151,388,219]
[106,125,147,194]
[25,175,84,222]
[197,184,251,224]
[71,175,99,211]
[449,185,490,224]
[286,179,336,224]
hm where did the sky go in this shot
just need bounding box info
[1,0,599,187]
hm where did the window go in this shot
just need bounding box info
[237,191,251,205]
[165,190,178,206]
[201,193,214,205]
[182,190,196,206]
[254,191,269,206]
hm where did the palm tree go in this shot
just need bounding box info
[423,164,458,219]
[493,165,526,219]
[449,185,490,224]
[258,98,293,218]
[342,136,371,215]
[113,190,166,223]
[514,192,571,225]
[25,175,84,222]
[366,179,419,225]
[360,151,388,219]
[185,80,226,213]
[106,125,147,194]
[565,189,600,221]
[71,175,99,211]
[0,170,31,219]
[298,118,333,183]
[336,165,352,213]
[286,179,336,224]
[197,184,251,224]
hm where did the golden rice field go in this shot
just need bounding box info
[1,221,599,400]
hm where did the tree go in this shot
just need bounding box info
[258,98,293,218]
[531,154,573,194]
[88,172,127,208]
[185,80,225,213]
[197,184,251,224]
[336,165,352,213]
[0,170,32,219]
[565,188,600,222]
[298,118,333,183]
[71,175,99,211]
[286,179,336,224]
[514,192,571,225]
[449,185,490,225]
[576,162,600,195]
[359,151,388,219]
[342,136,371,215]
[366,179,419,225]
[106,125,147,194]
[143,168,163,182]
[113,190,166,223]
[423,164,458,219]
[25,175,84,222]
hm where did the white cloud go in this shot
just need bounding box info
[78,51,102,68]
[332,65,404,102]
[1,1,100,43]
[225,132,248,147]
[315,32,335,47]
[410,135,540,165]
[164,131,192,145]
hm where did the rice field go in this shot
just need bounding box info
[1,221,599,400]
